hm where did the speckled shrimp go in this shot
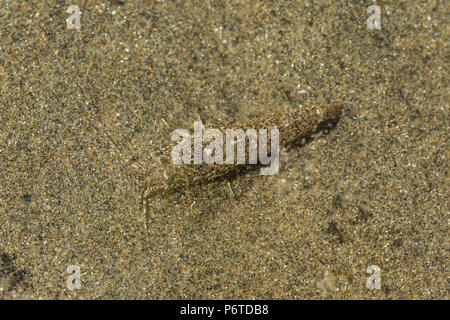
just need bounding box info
[140,102,343,231]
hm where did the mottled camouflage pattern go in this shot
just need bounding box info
[141,103,343,200]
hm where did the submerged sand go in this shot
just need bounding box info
[0,1,448,299]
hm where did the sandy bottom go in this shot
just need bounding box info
[0,1,448,299]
